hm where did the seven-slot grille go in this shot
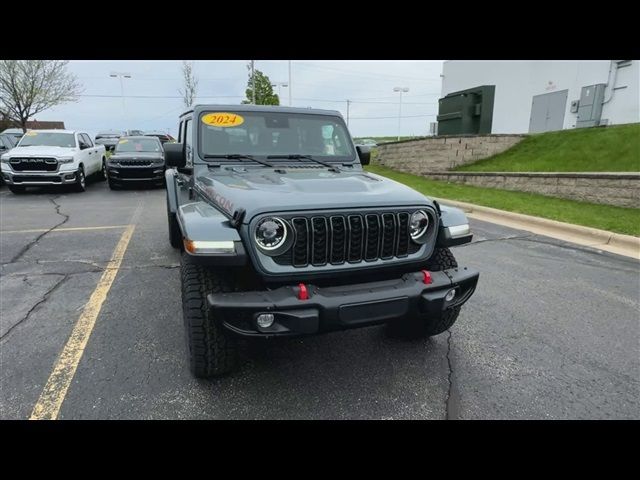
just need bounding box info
[273,211,426,267]
[10,158,58,172]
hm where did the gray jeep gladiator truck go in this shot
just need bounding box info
[165,105,479,377]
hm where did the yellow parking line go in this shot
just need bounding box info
[1,225,129,234]
[30,224,136,420]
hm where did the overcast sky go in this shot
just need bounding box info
[33,60,444,138]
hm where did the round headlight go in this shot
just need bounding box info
[410,210,429,240]
[255,217,288,251]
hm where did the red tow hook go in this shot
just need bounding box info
[421,270,433,285]
[297,283,309,300]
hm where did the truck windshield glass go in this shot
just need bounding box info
[18,132,76,148]
[115,138,162,153]
[199,111,355,162]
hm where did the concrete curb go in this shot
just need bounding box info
[433,197,640,260]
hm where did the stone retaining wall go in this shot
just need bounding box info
[424,172,640,208]
[375,134,525,173]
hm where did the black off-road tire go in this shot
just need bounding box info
[387,247,461,339]
[181,253,238,378]
[8,185,26,194]
[108,178,119,190]
[424,246,458,271]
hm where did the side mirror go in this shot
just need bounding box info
[165,142,186,168]
[356,145,371,166]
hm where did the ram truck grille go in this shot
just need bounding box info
[10,158,58,172]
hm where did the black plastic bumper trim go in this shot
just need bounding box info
[209,267,479,337]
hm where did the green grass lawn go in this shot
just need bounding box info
[366,165,640,236]
[455,123,640,172]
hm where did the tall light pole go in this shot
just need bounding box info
[288,60,292,106]
[271,82,289,103]
[393,86,409,141]
[110,72,132,129]
[346,99,351,127]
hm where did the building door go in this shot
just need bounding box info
[528,90,568,133]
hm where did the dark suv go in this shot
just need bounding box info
[164,105,479,377]
[106,136,165,189]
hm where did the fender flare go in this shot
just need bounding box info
[177,200,246,266]
[165,169,179,214]
[434,201,473,247]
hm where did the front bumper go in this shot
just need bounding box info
[209,267,479,337]
[107,165,165,182]
[1,169,79,185]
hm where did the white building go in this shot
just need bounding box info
[440,60,639,134]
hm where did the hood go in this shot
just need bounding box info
[194,166,432,219]
[8,145,77,157]
[110,151,164,161]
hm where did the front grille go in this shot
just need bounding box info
[273,210,429,267]
[10,158,58,172]
[117,159,153,166]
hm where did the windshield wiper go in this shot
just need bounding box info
[204,154,274,168]
[266,154,341,173]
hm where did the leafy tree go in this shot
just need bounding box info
[0,60,82,132]
[179,61,199,109]
[242,66,279,105]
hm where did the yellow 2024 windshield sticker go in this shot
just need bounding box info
[25,131,38,136]
[119,139,128,143]
[202,112,244,127]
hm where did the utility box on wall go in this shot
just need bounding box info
[576,83,606,128]
[437,85,495,135]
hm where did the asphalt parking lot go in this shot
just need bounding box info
[1,180,638,420]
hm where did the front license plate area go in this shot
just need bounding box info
[338,297,409,325]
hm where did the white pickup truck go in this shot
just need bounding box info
[0,129,107,194]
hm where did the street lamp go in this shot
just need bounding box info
[271,82,289,104]
[110,72,132,129]
[393,86,409,141]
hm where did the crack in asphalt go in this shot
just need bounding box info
[444,329,457,420]
[459,234,533,247]
[465,234,638,265]
[0,274,70,342]
[2,264,180,278]
[5,196,70,265]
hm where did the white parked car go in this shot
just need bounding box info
[0,130,107,194]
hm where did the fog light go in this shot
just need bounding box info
[256,313,275,328]
[445,289,456,302]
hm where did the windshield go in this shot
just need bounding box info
[18,132,76,148]
[198,111,355,161]
[115,138,162,153]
